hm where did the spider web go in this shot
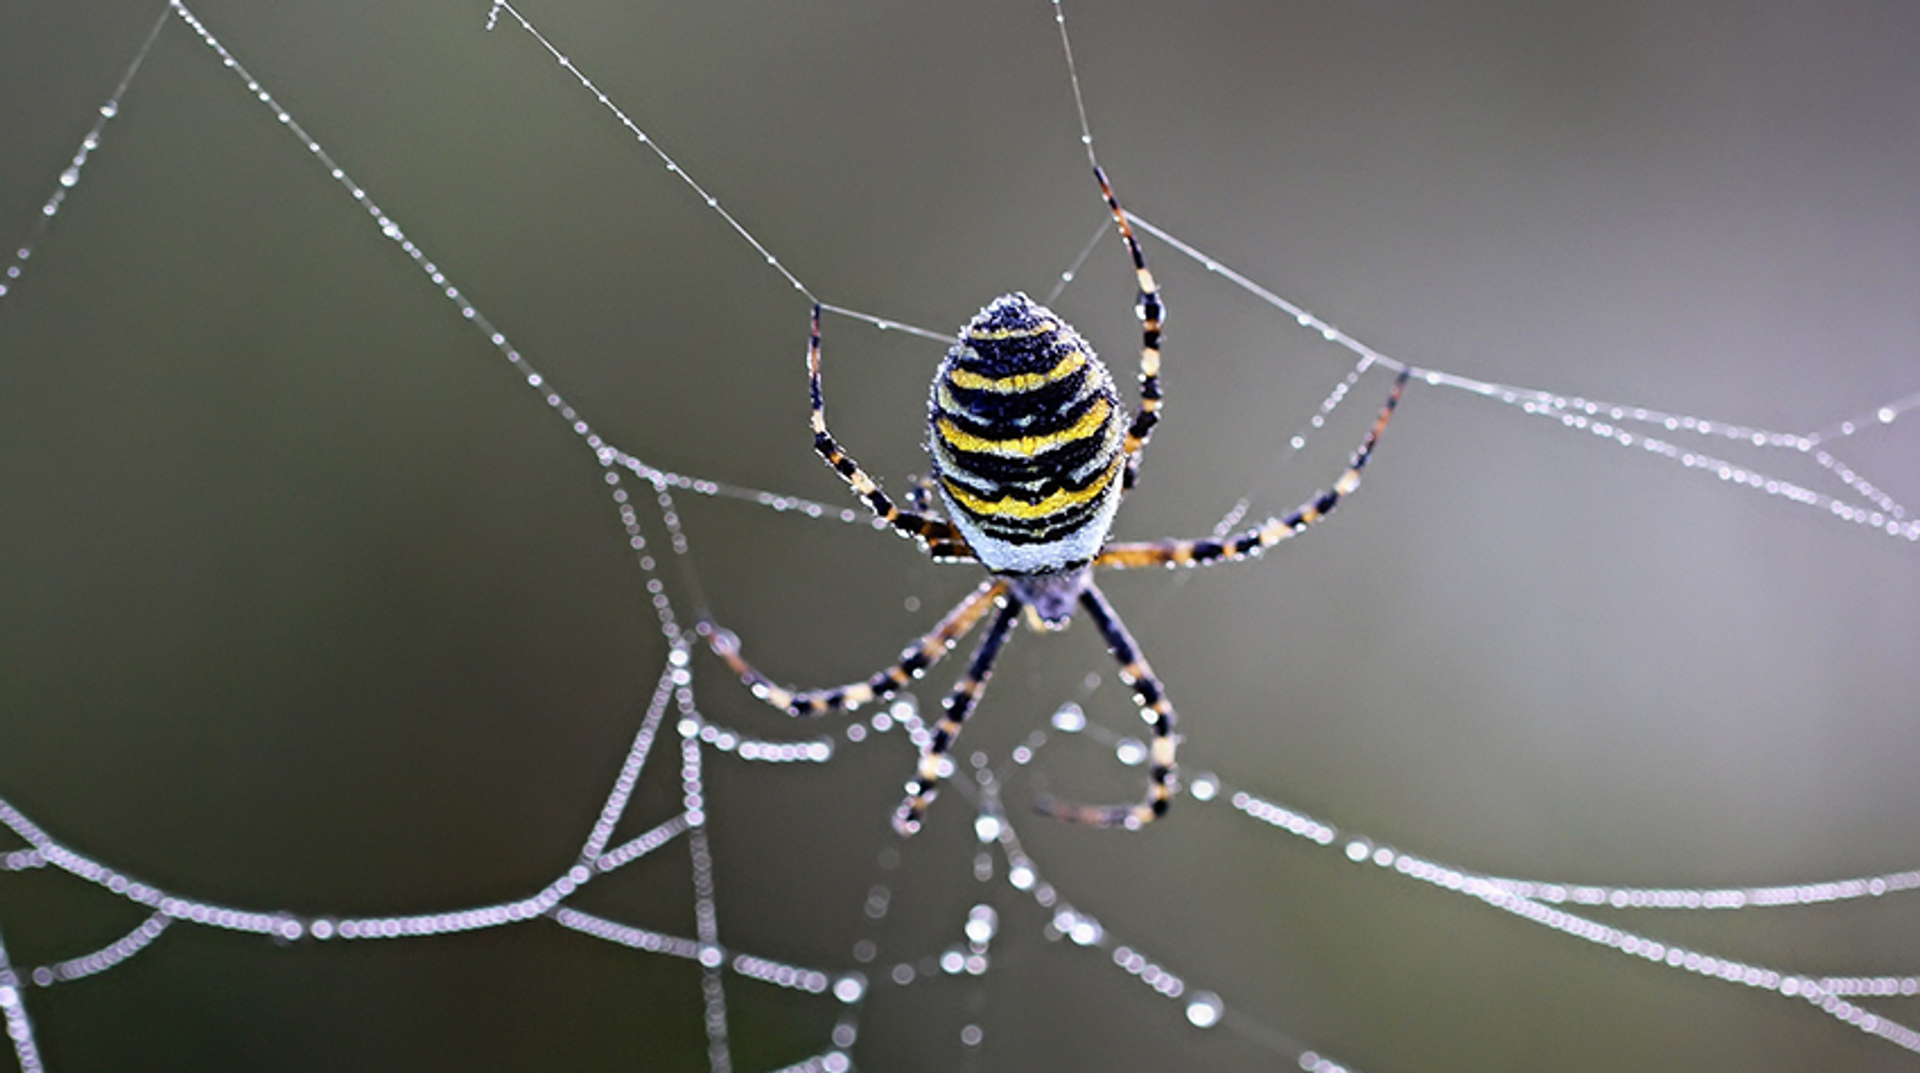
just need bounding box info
[3,2,1918,1071]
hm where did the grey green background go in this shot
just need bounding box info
[3,2,1918,1070]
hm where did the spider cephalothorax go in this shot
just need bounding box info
[701,168,1408,835]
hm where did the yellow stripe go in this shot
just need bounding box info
[946,350,1086,394]
[967,320,1056,341]
[936,397,1112,459]
[942,454,1121,521]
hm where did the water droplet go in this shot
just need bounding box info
[1185,991,1224,1028]
[965,907,996,944]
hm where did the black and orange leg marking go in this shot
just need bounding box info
[893,592,1023,836]
[806,303,975,559]
[903,472,973,560]
[1034,581,1177,829]
[1092,168,1164,492]
[1095,368,1411,571]
[697,578,1008,718]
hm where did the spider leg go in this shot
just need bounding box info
[1095,368,1410,571]
[893,591,1023,836]
[1092,168,1164,494]
[1033,581,1176,829]
[697,578,1008,718]
[905,474,973,559]
[904,473,939,515]
[805,303,974,561]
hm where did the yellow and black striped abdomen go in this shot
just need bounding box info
[930,293,1126,575]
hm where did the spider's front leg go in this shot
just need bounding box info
[1093,168,1165,493]
[698,578,1008,718]
[805,303,972,560]
[1096,368,1411,571]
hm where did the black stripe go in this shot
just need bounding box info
[937,368,1094,436]
[947,494,1112,547]
[936,433,1116,495]
[950,312,1076,377]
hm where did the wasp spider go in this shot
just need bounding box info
[699,168,1408,835]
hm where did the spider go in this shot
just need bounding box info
[698,168,1408,835]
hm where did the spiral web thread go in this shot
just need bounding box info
[1,2,1917,1071]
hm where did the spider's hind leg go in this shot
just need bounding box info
[1032,581,1177,829]
[894,592,1023,836]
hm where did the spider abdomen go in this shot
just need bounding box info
[929,293,1126,575]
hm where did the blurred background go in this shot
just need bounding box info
[2,1,1918,1070]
